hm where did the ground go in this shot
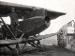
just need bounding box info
[0,45,75,56]
[0,35,75,56]
[22,45,75,56]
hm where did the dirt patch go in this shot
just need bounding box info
[0,45,75,56]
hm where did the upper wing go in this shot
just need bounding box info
[0,1,65,19]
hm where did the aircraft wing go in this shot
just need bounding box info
[0,1,65,18]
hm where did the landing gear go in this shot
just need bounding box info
[28,34,41,49]
[28,40,41,48]
[12,34,41,55]
[0,33,41,56]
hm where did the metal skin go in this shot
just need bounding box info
[0,1,65,55]
[0,1,65,39]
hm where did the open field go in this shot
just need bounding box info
[0,45,75,56]
[0,35,75,56]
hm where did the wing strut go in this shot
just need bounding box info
[0,17,16,39]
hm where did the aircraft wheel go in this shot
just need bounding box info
[28,40,41,48]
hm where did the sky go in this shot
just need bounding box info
[0,0,75,35]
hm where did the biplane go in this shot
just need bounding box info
[0,1,65,55]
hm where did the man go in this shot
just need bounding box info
[9,7,19,37]
[10,7,19,27]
